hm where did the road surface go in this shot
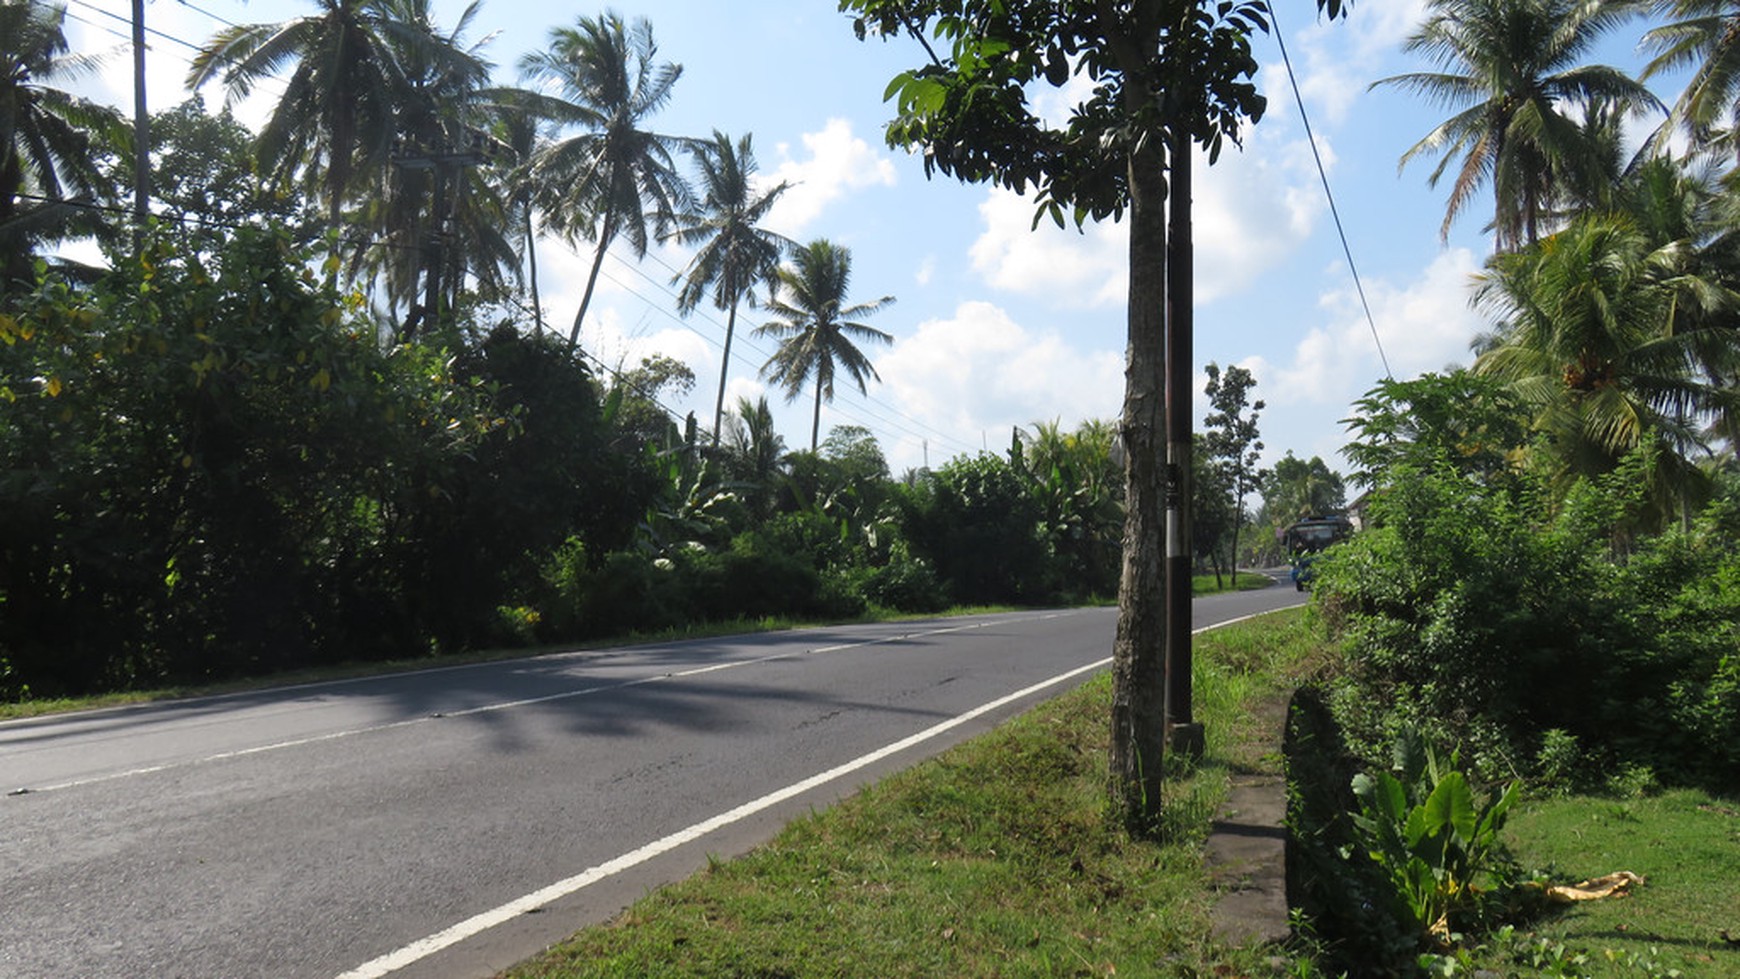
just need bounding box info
[1,580,1304,978]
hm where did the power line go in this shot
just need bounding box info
[1271,2,1393,381]
[66,0,205,54]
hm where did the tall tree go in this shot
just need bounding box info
[1202,363,1264,587]
[0,0,125,284]
[349,0,508,335]
[188,0,485,228]
[1472,211,1740,523]
[755,239,894,452]
[667,131,793,444]
[721,394,787,518]
[1375,0,1657,250]
[112,96,317,257]
[1260,452,1345,524]
[1341,369,1531,489]
[517,12,691,350]
[839,0,1340,830]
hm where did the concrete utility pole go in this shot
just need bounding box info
[130,0,149,242]
[1165,130,1204,758]
[391,136,488,339]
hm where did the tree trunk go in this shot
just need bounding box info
[810,379,823,452]
[1109,133,1169,834]
[713,295,739,445]
[569,214,615,352]
[525,207,544,336]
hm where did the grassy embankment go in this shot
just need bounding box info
[1452,791,1740,976]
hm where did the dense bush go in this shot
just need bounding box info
[0,230,637,696]
[898,454,1051,606]
[1313,456,1740,791]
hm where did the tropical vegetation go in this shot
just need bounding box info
[3,1,1740,972]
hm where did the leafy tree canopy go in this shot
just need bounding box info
[840,0,1295,226]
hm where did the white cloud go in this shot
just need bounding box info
[967,131,1325,308]
[1194,134,1327,301]
[1252,246,1483,408]
[1286,0,1427,127]
[766,118,898,235]
[968,187,1127,307]
[875,301,1123,465]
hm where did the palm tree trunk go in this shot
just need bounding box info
[712,298,738,444]
[810,379,823,452]
[569,215,615,351]
[525,207,544,336]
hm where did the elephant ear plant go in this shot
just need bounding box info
[1349,728,1522,951]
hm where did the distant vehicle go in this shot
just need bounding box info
[1283,515,1353,591]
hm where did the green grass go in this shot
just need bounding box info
[501,608,1325,979]
[1193,570,1281,595]
[1452,789,1740,977]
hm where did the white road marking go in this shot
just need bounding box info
[332,654,1112,979]
[10,613,1077,796]
[334,606,1294,978]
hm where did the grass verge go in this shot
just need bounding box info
[1448,789,1740,977]
[501,607,1325,979]
[1192,571,1280,596]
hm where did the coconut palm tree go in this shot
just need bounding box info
[351,0,511,335]
[1644,0,1740,156]
[188,0,483,229]
[1375,0,1658,250]
[1472,210,1740,521]
[494,109,546,334]
[666,131,793,444]
[755,239,895,453]
[0,0,125,284]
[516,12,691,351]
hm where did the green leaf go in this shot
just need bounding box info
[1423,770,1476,844]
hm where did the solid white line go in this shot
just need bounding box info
[334,603,1294,978]
[331,654,1113,979]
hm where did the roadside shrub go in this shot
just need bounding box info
[896,454,1051,606]
[681,547,824,622]
[854,548,947,613]
[1314,456,1740,792]
[537,546,687,640]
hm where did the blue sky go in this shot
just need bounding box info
[62,0,1678,478]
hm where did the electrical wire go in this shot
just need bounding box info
[1270,2,1393,381]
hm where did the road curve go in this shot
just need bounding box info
[1,581,1304,979]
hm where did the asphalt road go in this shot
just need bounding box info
[1,579,1304,979]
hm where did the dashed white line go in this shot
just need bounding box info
[11,613,1080,796]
